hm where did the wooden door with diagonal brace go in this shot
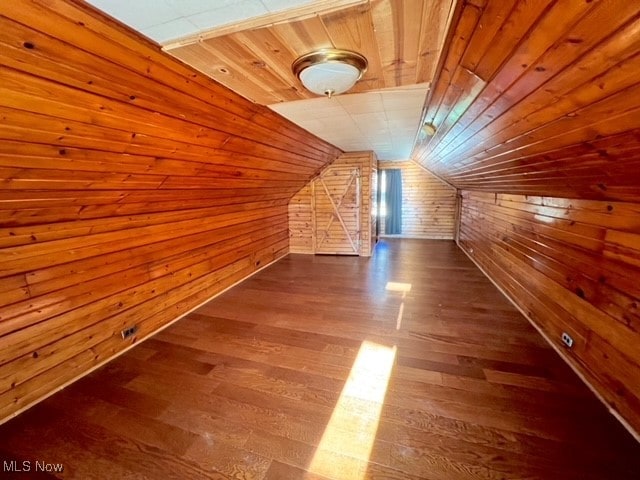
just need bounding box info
[313,165,360,255]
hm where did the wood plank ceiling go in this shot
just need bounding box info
[164,0,455,105]
[415,0,640,202]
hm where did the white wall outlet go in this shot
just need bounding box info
[561,332,574,348]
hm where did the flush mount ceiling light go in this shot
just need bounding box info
[292,49,368,98]
[422,122,436,136]
[419,121,436,141]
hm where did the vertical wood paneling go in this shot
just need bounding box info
[288,151,375,256]
[458,191,640,435]
[379,161,456,239]
[0,0,340,423]
[370,157,379,252]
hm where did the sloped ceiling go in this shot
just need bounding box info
[85,0,640,198]
[87,0,455,162]
[164,0,454,161]
[414,0,640,202]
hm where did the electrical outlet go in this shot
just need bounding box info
[561,332,574,348]
[121,325,138,339]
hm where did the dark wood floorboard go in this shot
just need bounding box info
[0,239,638,479]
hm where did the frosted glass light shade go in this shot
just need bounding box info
[299,62,362,96]
[292,49,368,97]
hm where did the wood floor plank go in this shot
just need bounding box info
[0,239,638,479]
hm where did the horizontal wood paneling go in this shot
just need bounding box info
[0,0,341,423]
[165,0,455,105]
[414,0,640,202]
[379,161,457,239]
[288,151,375,256]
[458,190,640,435]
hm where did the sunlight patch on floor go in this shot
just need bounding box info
[306,341,397,479]
[386,281,411,330]
[385,281,412,293]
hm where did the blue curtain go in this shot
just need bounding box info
[385,169,402,234]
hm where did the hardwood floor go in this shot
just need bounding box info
[0,239,638,479]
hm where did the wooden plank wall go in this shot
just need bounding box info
[0,0,340,423]
[289,184,314,254]
[370,158,378,251]
[458,191,640,435]
[412,0,640,437]
[355,151,375,257]
[288,151,375,256]
[379,161,456,239]
[413,0,640,202]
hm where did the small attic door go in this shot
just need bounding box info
[313,165,361,255]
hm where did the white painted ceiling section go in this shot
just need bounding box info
[86,0,425,161]
[86,0,325,43]
[269,84,428,161]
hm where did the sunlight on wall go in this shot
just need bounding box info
[306,341,397,479]
[534,205,559,224]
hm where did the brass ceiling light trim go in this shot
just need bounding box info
[292,48,368,98]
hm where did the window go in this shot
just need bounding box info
[383,169,402,235]
[379,170,387,218]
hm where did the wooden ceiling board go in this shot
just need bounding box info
[270,16,335,56]
[235,28,307,96]
[415,0,455,83]
[195,42,282,106]
[201,35,301,105]
[436,0,639,165]
[372,0,426,86]
[414,0,640,202]
[369,0,396,86]
[321,3,386,92]
[165,0,454,104]
[457,0,517,74]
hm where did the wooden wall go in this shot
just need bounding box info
[370,157,379,248]
[414,0,640,202]
[458,191,640,435]
[0,0,340,423]
[288,151,375,256]
[359,151,376,257]
[410,0,640,437]
[379,161,456,239]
